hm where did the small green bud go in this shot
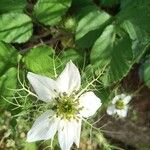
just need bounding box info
[63,17,77,32]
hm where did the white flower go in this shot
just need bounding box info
[107,94,132,118]
[26,61,102,150]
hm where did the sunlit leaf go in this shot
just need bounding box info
[0,12,33,43]
[23,45,57,77]
[76,7,111,41]
[25,143,37,150]
[76,6,111,48]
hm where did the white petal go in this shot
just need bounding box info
[74,119,82,148]
[116,107,128,118]
[123,95,132,104]
[27,111,60,142]
[27,72,58,102]
[120,93,126,99]
[112,95,121,104]
[58,119,77,150]
[79,92,102,118]
[106,105,116,115]
[56,61,81,94]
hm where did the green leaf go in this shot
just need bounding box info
[0,67,17,97]
[118,4,150,38]
[119,4,150,60]
[34,0,72,26]
[59,48,83,66]
[142,57,150,88]
[23,45,57,77]
[121,21,149,42]
[0,42,18,103]
[25,143,37,150]
[90,25,133,86]
[71,0,94,13]
[121,0,149,9]
[0,0,27,14]
[91,25,115,67]
[76,7,111,41]
[101,0,120,6]
[121,20,150,60]
[0,12,33,43]
[0,42,18,75]
[96,83,111,103]
[72,0,93,7]
[75,6,111,48]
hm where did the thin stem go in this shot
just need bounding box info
[83,118,112,150]
[132,84,145,96]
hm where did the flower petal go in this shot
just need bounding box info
[79,92,102,118]
[116,107,128,117]
[120,93,126,99]
[56,61,81,94]
[27,111,59,142]
[106,105,116,115]
[112,95,121,104]
[58,119,77,150]
[27,72,57,102]
[123,95,132,104]
[74,119,82,148]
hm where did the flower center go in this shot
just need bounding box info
[115,100,125,110]
[52,93,82,120]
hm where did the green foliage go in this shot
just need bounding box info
[0,0,150,149]
[34,0,72,26]
[59,48,84,66]
[101,0,120,6]
[91,25,133,85]
[0,12,33,43]
[96,83,111,103]
[25,143,37,150]
[0,67,17,97]
[23,45,58,77]
[141,56,150,88]
[0,42,18,75]
[119,2,150,60]
[0,42,18,105]
[0,0,27,13]
[120,0,150,9]
[76,6,111,48]
[118,4,150,41]
[72,0,93,7]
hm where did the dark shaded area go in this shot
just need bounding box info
[93,0,120,15]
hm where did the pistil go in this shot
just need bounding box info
[53,93,82,120]
[115,100,125,110]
